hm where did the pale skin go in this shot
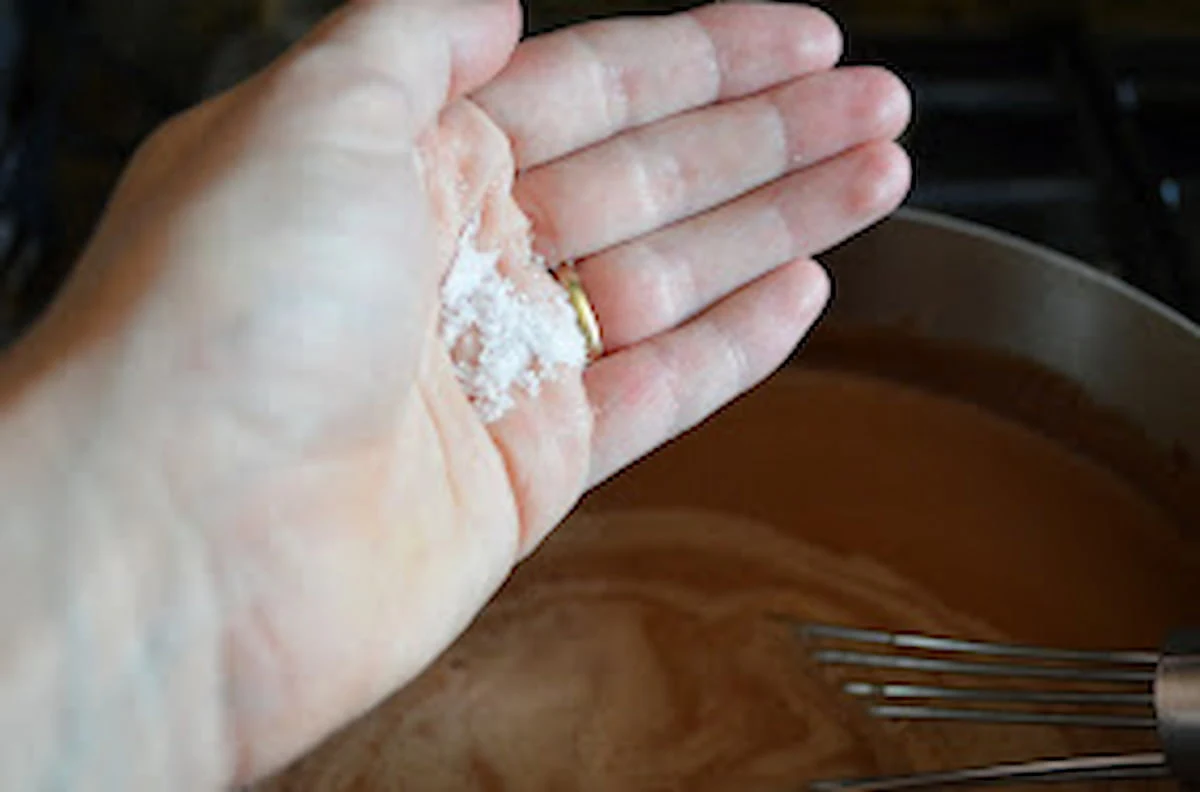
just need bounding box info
[0,0,911,788]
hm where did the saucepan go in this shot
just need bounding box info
[818,207,1200,462]
[257,210,1200,790]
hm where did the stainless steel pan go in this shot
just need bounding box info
[819,207,1200,461]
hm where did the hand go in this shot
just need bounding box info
[2,0,909,784]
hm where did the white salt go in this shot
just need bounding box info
[439,213,588,423]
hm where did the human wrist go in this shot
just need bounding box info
[0,346,233,790]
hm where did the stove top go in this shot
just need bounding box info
[850,28,1200,323]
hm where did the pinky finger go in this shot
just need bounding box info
[583,258,830,489]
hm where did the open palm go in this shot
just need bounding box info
[20,0,909,784]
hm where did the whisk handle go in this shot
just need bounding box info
[1157,629,1200,789]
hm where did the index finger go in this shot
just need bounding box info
[472,2,843,169]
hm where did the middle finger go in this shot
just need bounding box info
[514,65,911,264]
[579,139,912,351]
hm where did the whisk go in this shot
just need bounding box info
[794,623,1200,790]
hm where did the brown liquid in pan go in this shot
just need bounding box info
[260,331,1200,791]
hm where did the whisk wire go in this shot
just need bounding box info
[864,705,1157,730]
[796,622,1170,790]
[812,649,1156,683]
[843,682,1154,707]
[800,624,1160,666]
[807,753,1170,792]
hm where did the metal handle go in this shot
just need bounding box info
[1157,628,1200,788]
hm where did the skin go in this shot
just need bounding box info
[0,0,911,788]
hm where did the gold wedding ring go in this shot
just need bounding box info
[554,261,604,361]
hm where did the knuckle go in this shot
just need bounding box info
[641,241,687,333]
[266,50,417,142]
[567,26,630,133]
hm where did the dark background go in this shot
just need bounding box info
[3,0,1199,346]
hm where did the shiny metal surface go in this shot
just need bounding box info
[843,683,1154,708]
[820,208,1200,460]
[808,753,1170,792]
[799,623,1159,732]
[811,649,1156,683]
[799,623,1160,665]
[799,622,1177,788]
[1157,629,1200,786]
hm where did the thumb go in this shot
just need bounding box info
[278,0,522,128]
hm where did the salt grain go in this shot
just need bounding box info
[439,213,587,423]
